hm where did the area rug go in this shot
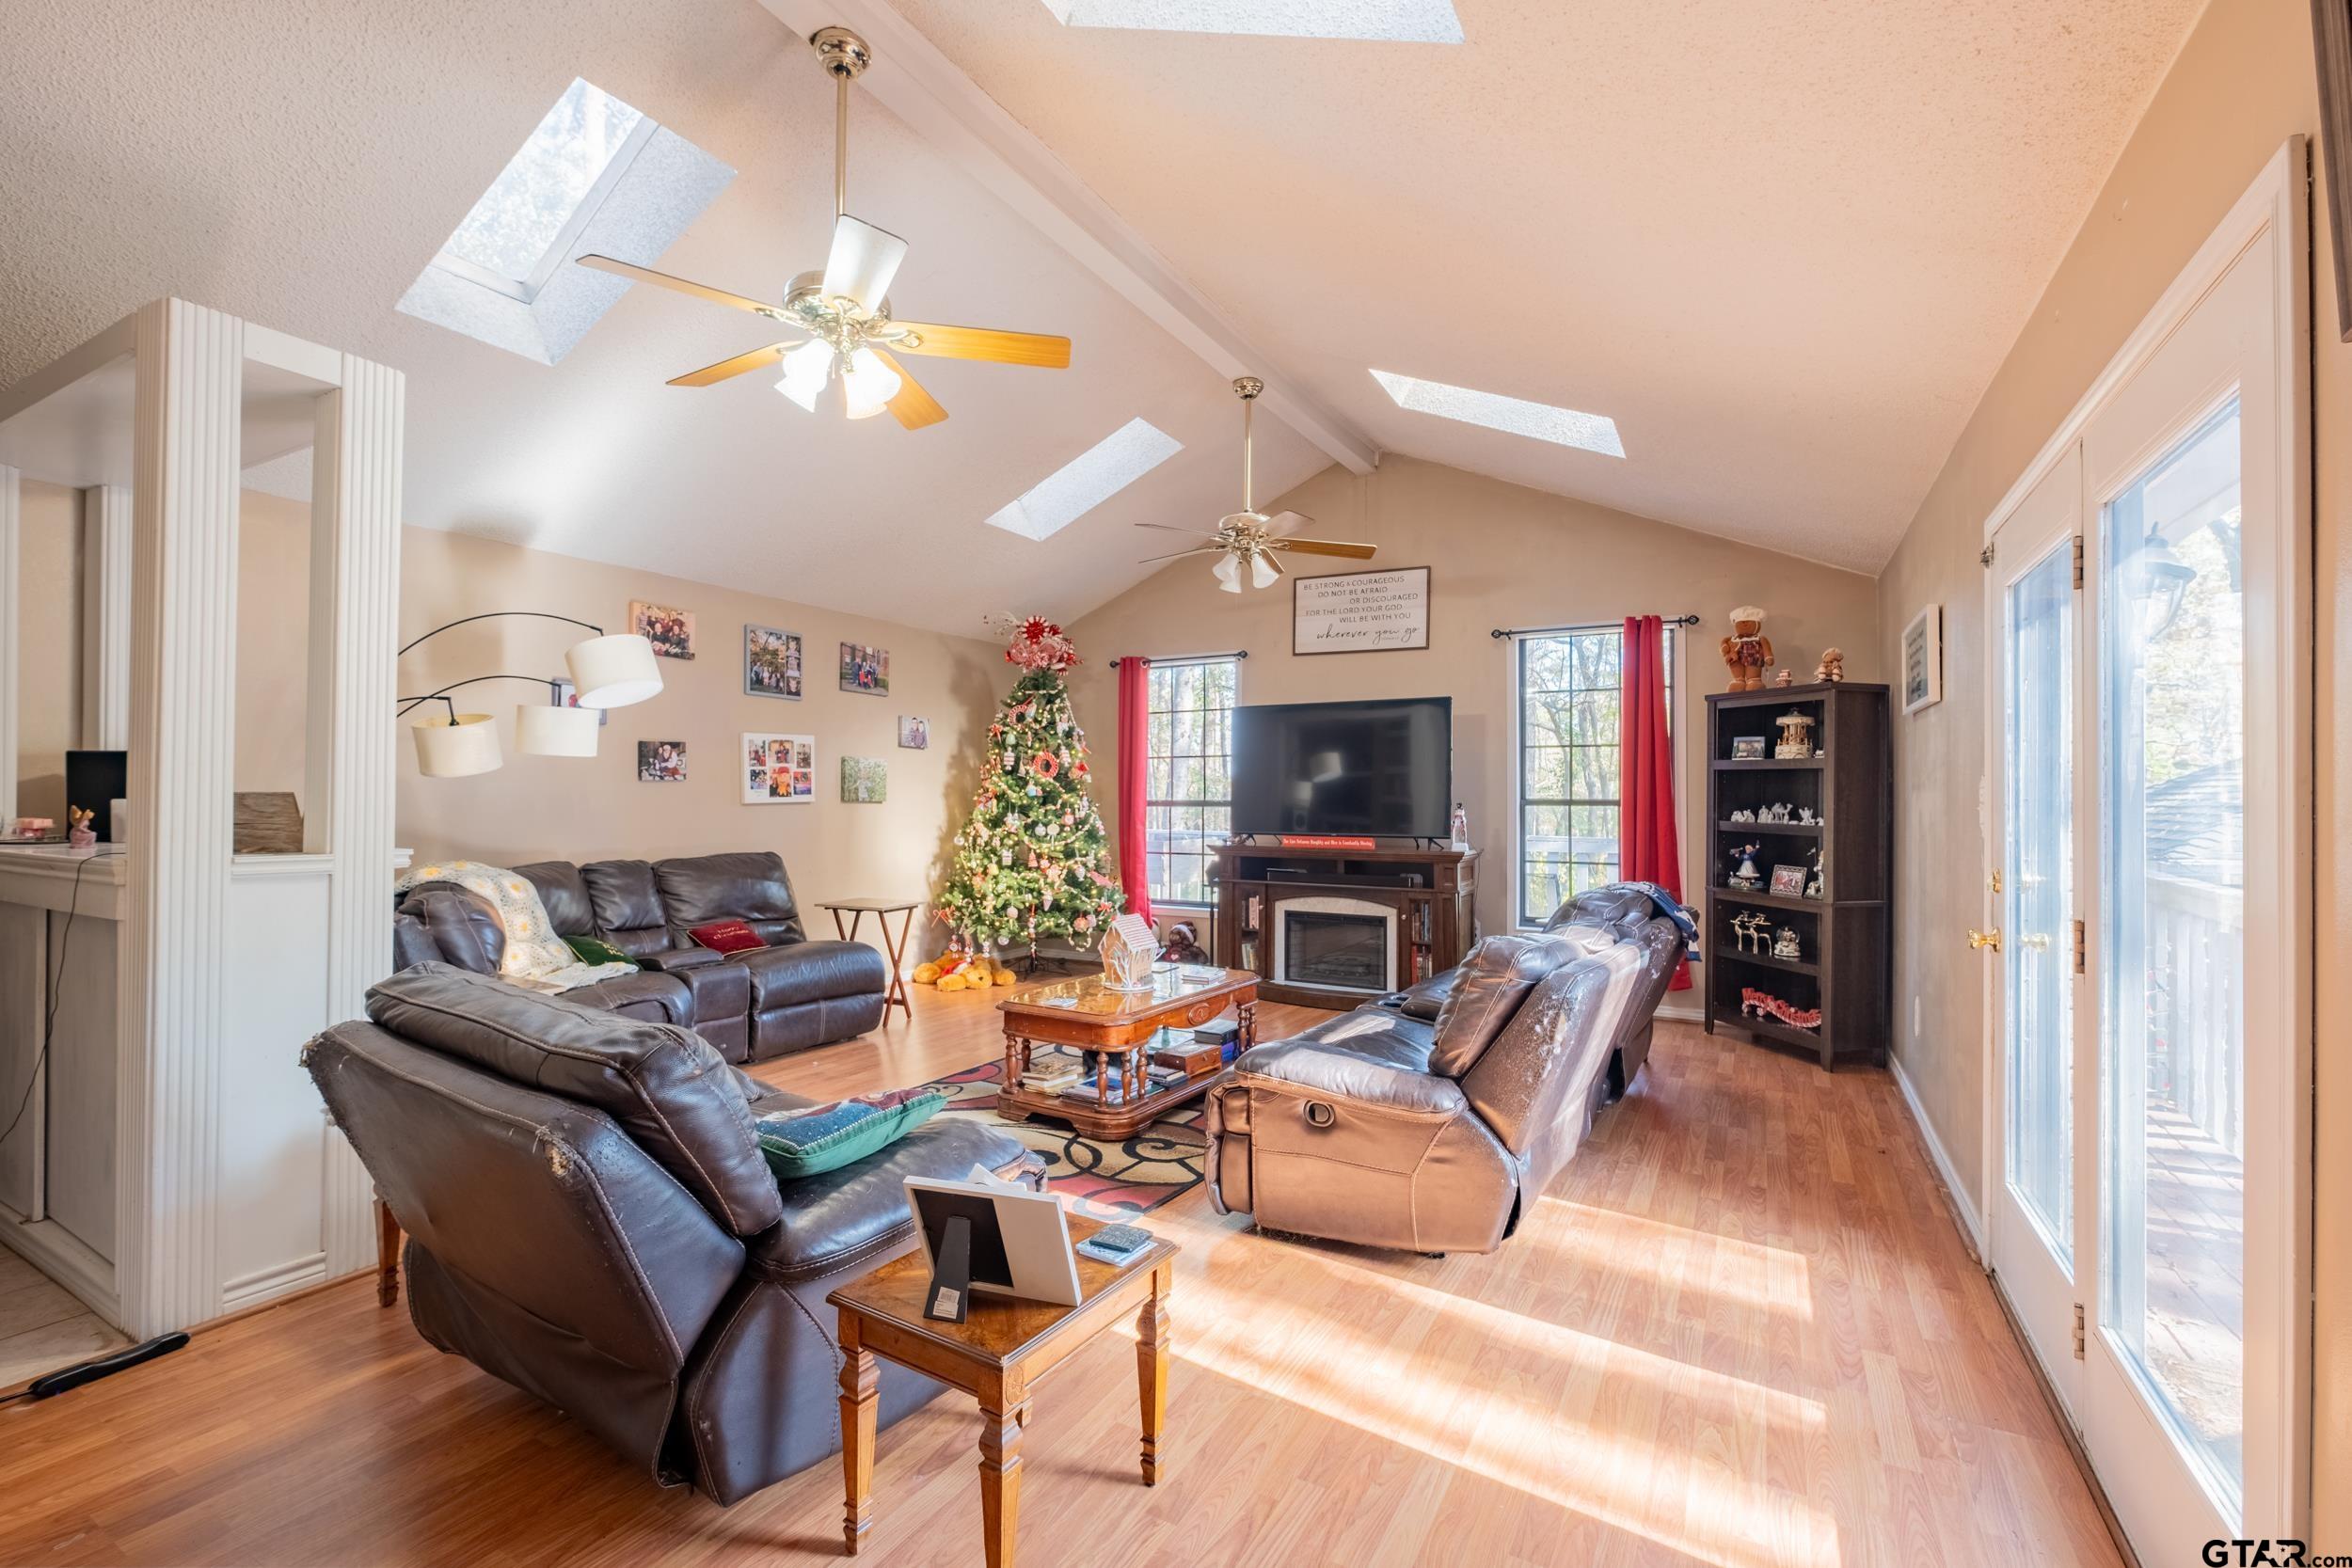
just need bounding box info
[921,1052,1208,1221]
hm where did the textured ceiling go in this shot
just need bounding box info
[0,0,2205,610]
[0,0,1324,628]
[888,0,2206,571]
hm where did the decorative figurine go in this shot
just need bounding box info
[1730,911,1769,952]
[1815,647,1845,683]
[1158,920,1210,964]
[67,806,96,849]
[1796,806,1819,825]
[1720,605,1773,691]
[1772,927,1803,961]
[1741,987,1823,1031]
[1729,842,1764,891]
[1772,668,1796,688]
[1728,807,1756,824]
[1774,710,1817,759]
[1804,847,1826,900]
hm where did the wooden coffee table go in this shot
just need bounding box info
[994,967,1257,1140]
[830,1214,1177,1566]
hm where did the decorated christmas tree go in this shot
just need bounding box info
[933,615,1124,956]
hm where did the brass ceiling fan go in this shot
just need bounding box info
[1137,377,1375,591]
[576,25,1070,429]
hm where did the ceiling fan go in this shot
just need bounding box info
[575,25,1070,428]
[1137,377,1375,591]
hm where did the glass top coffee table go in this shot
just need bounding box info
[994,967,1258,1140]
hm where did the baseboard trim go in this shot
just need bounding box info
[1887,1050,1985,1261]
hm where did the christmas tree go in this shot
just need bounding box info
[934,615,1124,954]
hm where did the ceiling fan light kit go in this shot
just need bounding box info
[577,24,1071,430]
[1137,376,1378,591]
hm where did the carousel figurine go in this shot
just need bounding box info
[1773,709,1818,759]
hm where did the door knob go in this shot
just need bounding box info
[1967,927,2002,952]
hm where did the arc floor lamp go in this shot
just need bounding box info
[399,612,662,778]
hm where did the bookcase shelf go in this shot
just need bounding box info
[1703,681,1891,1069]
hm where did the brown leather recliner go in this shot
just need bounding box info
[394,850,888,1062]
[1204,884,1687,1255]
[306,963,1042,1505]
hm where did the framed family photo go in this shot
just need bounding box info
[898,715,929,750]
[743,732,816,804]
[744,625,803,699]
[630,600,695,660]
[637,740,687,782]
[839,641,889,695]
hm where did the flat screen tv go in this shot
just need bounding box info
[1231,697,1452,840]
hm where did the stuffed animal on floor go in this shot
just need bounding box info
[1158,920,1209,964]
[914,950,1018,990]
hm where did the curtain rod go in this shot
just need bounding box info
[1107,650,1249,668]
[1489,616,1699,640]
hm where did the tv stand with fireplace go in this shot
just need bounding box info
[1210,842,1478,1008]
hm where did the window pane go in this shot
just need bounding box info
[2006,539,2075,1264]
[1145,657,1239,901]
[2100,397,2244,1516]
[443,79,646,282]
[1516,627,1667,924]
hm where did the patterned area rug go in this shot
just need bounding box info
[922,1052,1209,1220]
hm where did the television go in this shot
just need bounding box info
[1231,697,1452,840]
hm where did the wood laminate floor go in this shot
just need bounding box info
[0,990,2120,1567]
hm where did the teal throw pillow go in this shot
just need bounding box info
[755,1087,947,1180]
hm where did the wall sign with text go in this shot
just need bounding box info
[1292,565,1431,655]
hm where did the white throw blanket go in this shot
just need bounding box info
[395,859,638,994]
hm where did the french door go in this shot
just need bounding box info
[1982,148,2308,1554]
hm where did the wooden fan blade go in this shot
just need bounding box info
[1134,521,1219,535]
[667,341,801,388]
[872,349,947,430]
[1138,546,1222,562]
[890,323,1072,369]
[579,255,781,317]
[1273,538,1378,559]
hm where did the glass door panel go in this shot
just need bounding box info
[2098,396,2245,1516]
[2004,542,2075,1262]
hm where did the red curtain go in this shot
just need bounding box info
[1620,615,1690,990]
[1116,657,1154,927]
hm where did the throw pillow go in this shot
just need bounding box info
[564,933,638,968]
[690,919,766,955]
[755,1087,946,1180]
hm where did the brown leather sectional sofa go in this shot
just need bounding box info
[1205,883,1691,1255]
[394,850,888,1061]
[306,964,1042,1504]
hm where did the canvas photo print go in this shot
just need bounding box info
[743,732,816,803]
[744,625,802,699]
[840,755,887,803]
[898,715,928,750]
[839,641,889,695]
[637,740,687,782]
[630,600,695,660]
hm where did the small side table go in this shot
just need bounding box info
[820,897,921,1023]
[829,1214,1176,1567]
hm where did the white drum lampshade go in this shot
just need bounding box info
[516,702,599,757]
[411,713,502,777]
[565,634,663,708]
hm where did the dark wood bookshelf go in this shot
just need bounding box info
[1703,681,1892,1069]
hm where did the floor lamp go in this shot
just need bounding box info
[399,612,662,778]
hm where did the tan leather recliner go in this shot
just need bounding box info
[1204,885,1688,1255]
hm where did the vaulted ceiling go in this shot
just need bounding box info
[0,0,2204,625]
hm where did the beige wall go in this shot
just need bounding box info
[394,526,1005,959]
[235,489,311,800]
[1870,0,2349,1528]
[1065,453,1883,947]
[13,479,80,822]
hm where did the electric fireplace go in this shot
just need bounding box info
[1269,895,1397,996]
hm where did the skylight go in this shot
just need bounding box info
[985,419,1184,541]
[1039,0,1462,43]
[436,78,654,300]
[1369,369,1626,458]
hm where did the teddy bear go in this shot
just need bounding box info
[1720,605,1773,691]
[1814,647,1845,683]
[1158,920,1210,964]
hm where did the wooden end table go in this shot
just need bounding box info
[819,897,920,1023]
[993,967,1257,1141]
[830,1214,1177,1566]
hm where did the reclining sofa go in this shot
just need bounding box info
[1205,883,1690,1255]
[394,850,887,1062]
[306,963,1041,1504]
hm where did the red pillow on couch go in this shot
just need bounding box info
[689,919,766,955]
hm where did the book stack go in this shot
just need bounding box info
[1060,1062,1185,1101]
[1017,1051,1088,1095]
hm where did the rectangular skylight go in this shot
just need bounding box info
[436,78,654,299]
[985,418,1183,541]
[1370,369,1626,457]
[1040,1,1462,43]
